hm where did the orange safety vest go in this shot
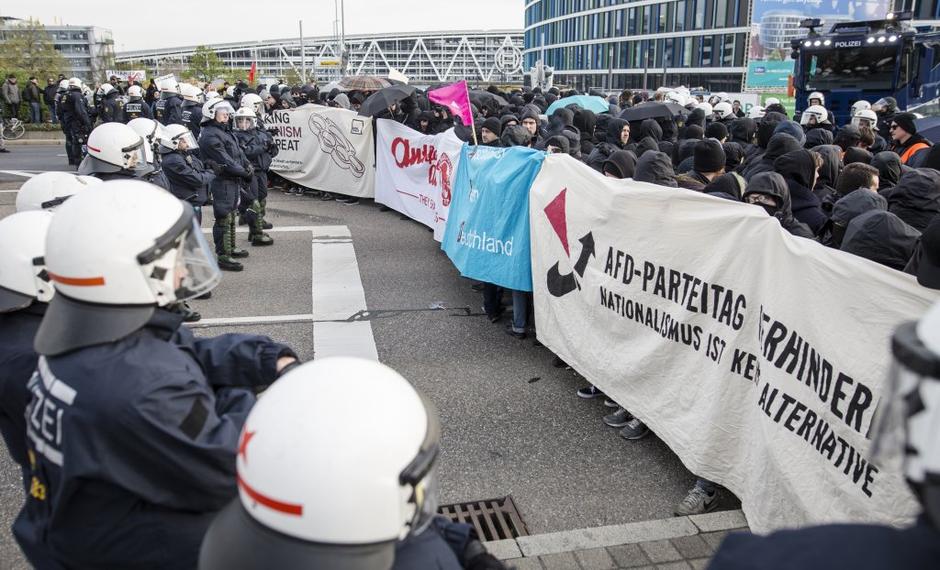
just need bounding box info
[900,142,930,165]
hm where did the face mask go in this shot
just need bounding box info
[761,203,780,218]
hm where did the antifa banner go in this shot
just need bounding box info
[265,106,375,198]
[530,155,940,533]
[441,145,545,292]
[374,120,464,241]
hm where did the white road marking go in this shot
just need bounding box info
[0,170,38,179]
[192,225,378,360]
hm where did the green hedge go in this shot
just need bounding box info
[1,70,61,123]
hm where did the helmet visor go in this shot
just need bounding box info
[174,131,198,150]
[122,138,152,174]
[235,115,257,131]
[174,217,221,300]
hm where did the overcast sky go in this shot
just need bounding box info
[6,1,524,52]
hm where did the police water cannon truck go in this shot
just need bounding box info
[790,11,940,124]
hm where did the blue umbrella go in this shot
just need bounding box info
[546,95,610,116]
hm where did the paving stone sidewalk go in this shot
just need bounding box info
[485,510,749,570]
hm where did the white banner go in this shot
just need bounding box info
[266,106,375,198]
[375,120,463,241]
[106,70,147,83]
[530,155,940,534]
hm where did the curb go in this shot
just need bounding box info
[483,510,748,561]
[5,140,64,146]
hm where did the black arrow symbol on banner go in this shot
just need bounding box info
[546,232,596,298]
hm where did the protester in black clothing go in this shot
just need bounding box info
[881,169,940,232]
[634,151,677,187]
[820,190,888,248]
[743,172,814,239]
[43,78,58,124]
[870,151,903,191]
[741,133,801,181]
[834,163,879,198]
[602,150,637,179]
[774,149,827,235]
[841,210,920,270]
[677,139,725,191]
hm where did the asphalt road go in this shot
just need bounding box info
[0,147,734,568]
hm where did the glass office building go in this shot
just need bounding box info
[523,0,751,92]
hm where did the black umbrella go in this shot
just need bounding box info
[915,116,940,144]
[469,90,509,108]
[619,101,687,122]
[358,85,416,117]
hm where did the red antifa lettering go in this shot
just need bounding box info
[392,137,438,169]
[435,153,454,207]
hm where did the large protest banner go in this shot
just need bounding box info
[530,155,939,533]
[265,106,375,198]
[441,145,544,292]
[374,120,464,241]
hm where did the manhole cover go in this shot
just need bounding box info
[437,496,529,541]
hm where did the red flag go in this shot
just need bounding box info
[248,62,257,84]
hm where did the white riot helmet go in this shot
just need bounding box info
[16,172,101,212]
[765,97,781,107]
[67,77,82,89]
[202,99,235,124]
[233,107,257,131]
[158,75,181,95]
[127,84,143,98]
[696,102,713,118]
[715,92,730,103]
[180,83,202,103]
[0,211,55,312]
[199,358,442,570]
[852,109,878,129]
[748,105,766,119]
[34,181,220,356]
[128,118,165,164]
[808,91,825,106]
[57,79,69,92]
[156,123,198,152]
[97,83,115,97]
[240,93,264,116]
[78,123,152,177]
[665,91,686,107]
[713,102,733,121]
[871,301,940,531]
[852,100,872,115]
[800,104,830,126]
[225,85,237,98]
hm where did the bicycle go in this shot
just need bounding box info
[1,117,26,140]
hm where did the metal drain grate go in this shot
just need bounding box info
[437,496,529,541]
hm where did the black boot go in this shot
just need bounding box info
[228,213,249,258]
[181,301,202,322]
[260,199,273,230]
[249,200,274,246]
[217,213,244,271]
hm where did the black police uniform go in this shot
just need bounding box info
[123,96,153,122]
[0,303,45,469]
[60,88,92,166]
[98,91,125,123]
[393,517,471,569]
[182,101,204,139]
[155,93,183,126]
[162,149,215,224]
[233,124,277,240]
[15,307,295,569]
[199,121,253,260]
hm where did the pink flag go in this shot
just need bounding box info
[428,80,473,128]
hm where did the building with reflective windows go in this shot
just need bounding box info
[524,0,750,92]
[115,31,524,86]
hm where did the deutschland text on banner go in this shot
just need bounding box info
[374,120,464,242]
[529,155,940,533]
[442,145,545,292]
[265,106,375,198]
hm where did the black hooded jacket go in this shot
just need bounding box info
[741,133,802,181]
[841,210,921,270]
[805,128,834,148]
[774,149,828,235]
[813,145,842,208]
[881,168,940,232]
[743,172,815,238]
[870,151,903,190]
[586,118,628,173]
[573,109,597,156]
[821,190,888,248]
[634,151,677,187]
[756,112,787,149]
[603,150,638,179]
[729,118,758,158]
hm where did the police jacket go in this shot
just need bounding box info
[14,308,295,569]
[199,122,252,181]
[93,168,171,191]
[61,88,92,133]
[182,102,203,139]
[98,92,125,124]
[162,150,214,204]
[0,304,45,468]
[393,517,505,570]
[155,94,183,126]
[234,127,277,171]
[123,96,153,122]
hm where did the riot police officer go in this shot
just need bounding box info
[154,75,184,126]
[14,181,298,569]
[15,171,100,212]
[78,122,169,190]
[181,83,205,138]
[232,105,274,246]
[122,84,153,122]
[199,98,253,271]
[60,77,92,167]
[96,83,124,123]
[199,358,506,570]
[158,123,214,225]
